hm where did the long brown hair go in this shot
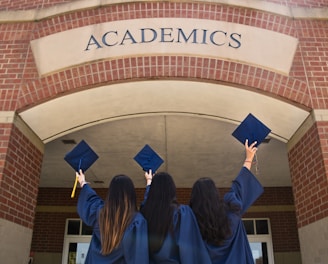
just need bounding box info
[99,175,137,255]
[190,177,231,246]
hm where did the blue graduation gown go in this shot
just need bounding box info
[77,184,149,264]
[143,187,211,264]
[206,167,264,264]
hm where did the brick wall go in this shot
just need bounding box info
[0,21,36,111]
[291,19,328,109]
[31,186,300,253]
[246,211,300,252]
[288,121,328,228]
[0,1,326,113]
[0,123,43,229]
[36,187,147,207]
[32,212,76,252]
[2,1,324,113]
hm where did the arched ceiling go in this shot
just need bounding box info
[19,80,310,188]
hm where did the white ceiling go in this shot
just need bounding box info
[19,80,310,188]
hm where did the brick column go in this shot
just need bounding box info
[288,110,328,264]
[0,112,43,263]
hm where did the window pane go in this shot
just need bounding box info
[243,220,255,234]
[67,220,80,235]
[256,220,269,234]
[250,242,268,264]
[67,242,89,264]
[261,242,268,264]
[68,243,77,264]
[82,222,93,235]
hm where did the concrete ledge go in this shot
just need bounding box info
[288,109,328,151]
[247,205,295,213]
[36,205,77,213]
[0,111,44,152]
[0,0,327,22]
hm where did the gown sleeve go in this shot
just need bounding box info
[224,167,264,215]
[140,184,150,208]
[123,213,149,264]
[77,184,104,227]
[174,205,211,264]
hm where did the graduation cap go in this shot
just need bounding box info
[134,144,164,173]
[64,140,99,172]
[64,140,99,198]
[232,113,271,147]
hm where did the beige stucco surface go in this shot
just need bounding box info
[0,219,33,263]
[298,217,328,264]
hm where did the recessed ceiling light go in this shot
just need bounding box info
[62,139,76,144]
[93,180,104,184]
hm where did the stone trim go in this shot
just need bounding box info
[0,0,327,22]
[288,109,328,151]
[0,111,44,152]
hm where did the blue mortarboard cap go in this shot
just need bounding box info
[64,140,99,172]
[232,113,271,147]
[134,144,164,173]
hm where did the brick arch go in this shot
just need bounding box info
[16,1,311,111]
[17,56,311,112]
[32,3,296,38]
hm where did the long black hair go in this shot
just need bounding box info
[189,177,231,246]
[140,172,179,253]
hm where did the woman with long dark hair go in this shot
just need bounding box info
[190,140,264,264]
[76,170,149,264]
[140,171,211,264]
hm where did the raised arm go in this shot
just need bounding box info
[140,169,153,208]
[224,140,263,214]
[242,139,257,170]
[76,170,103,227]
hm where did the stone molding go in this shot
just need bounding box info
[0,0,327,22]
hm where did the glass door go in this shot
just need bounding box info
[62,219,92,264]
[243,218,275,264]
[63,237,91,264]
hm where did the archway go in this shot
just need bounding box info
[19,80,309,188]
